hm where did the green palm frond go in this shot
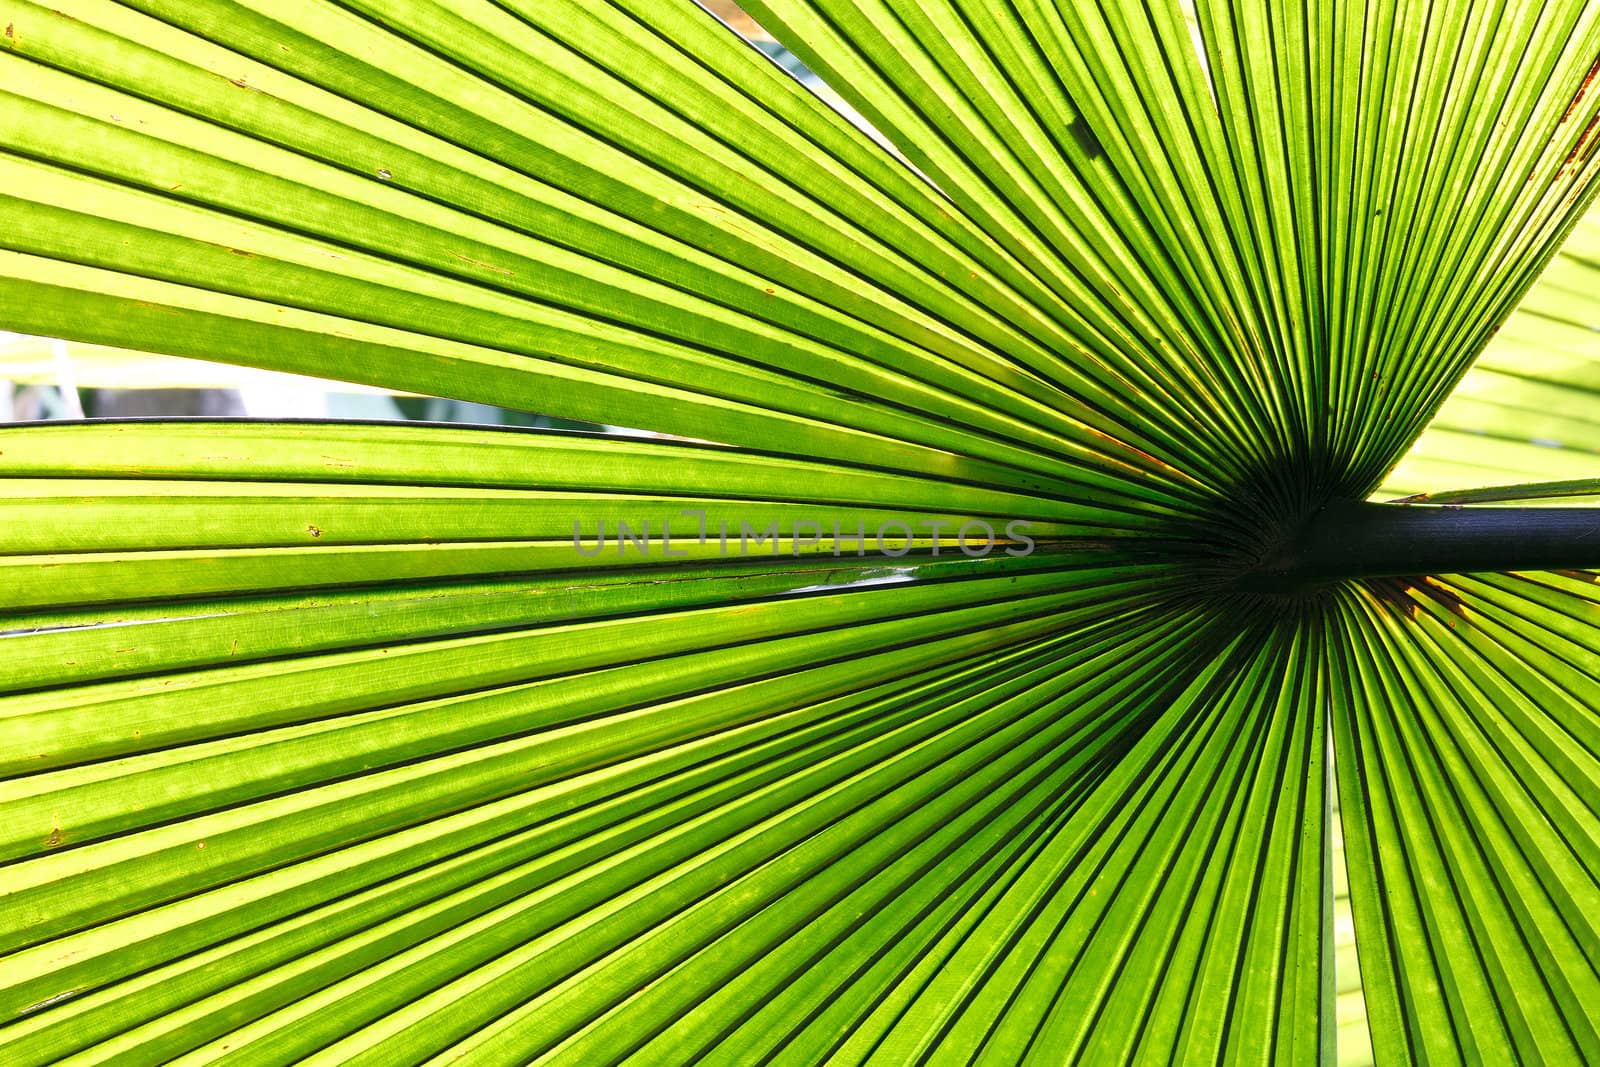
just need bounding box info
[1384,205,1600,497]
[2,1,1598,1064]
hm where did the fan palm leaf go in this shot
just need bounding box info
[1,1,1597,1063]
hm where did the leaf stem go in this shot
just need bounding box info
[1240,499,1600,589]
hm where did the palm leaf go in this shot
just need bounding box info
[2,1,1598,1063]
[1384,203,1600,497]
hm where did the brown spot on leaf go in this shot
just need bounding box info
[44,826,62,848]
[1561,112,1600,176]
[1562,54,1600,124]
[307,524,322,538]
[1364,575,1468,621]
[444,249,511,276]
